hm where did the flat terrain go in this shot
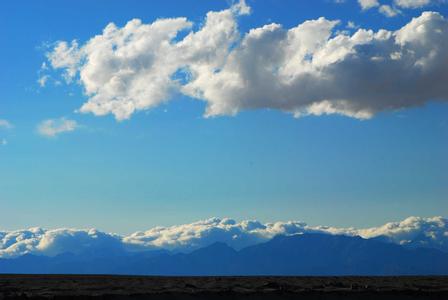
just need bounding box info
[0,275,447,299]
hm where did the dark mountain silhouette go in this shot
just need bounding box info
[1,233,447,275]
[234,234,448,275]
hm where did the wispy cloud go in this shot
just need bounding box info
[0,119,13,129]
[394,0,431,9]
[0,121,13,144]
[37,75,50,87]
[379,4,401,16]
[37,118,78,137]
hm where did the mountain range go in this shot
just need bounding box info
[1,233,447,275]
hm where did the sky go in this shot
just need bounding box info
[0,0,447,235]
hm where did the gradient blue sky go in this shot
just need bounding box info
[1,0,447,234]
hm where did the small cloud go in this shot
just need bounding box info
[394,0,431,8]
[37,61,51,88]
[347,21,359,29]
[358,0,380,10]
[37,118,78,137]
[41,62,49,70]
[0,119,13,129]
[37,75,50,87]
[231,0,251,15]
[1,139,7,146]
[379,4,401,17]
[358,0,434,14]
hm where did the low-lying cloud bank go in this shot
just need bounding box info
[42,1,448,120]
[1,216,447,259]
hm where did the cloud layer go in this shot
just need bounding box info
[1,216,447,258]
[44,2,448,120]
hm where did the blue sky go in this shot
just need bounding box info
[0,0,447,234]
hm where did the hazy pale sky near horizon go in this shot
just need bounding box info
[1,0,447,234]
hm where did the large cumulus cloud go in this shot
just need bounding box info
[43,1,448,120]
[45,1,249,120]
[1,216,447,258]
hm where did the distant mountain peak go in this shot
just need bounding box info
[1,233,447,275]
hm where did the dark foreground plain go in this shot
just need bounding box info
[0,275,447,300]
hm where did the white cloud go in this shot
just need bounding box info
[44,2,448,120]
[37,118,78,137]
[0,120,13,129]
[123,216,448,252]
[358,0,380,10]
[35,228,123,256]
[0,120,12,146]
[0,228,123,258]
[37,75,50,87]
[379,4,401,16]
[357,216,448,249]
[47,40,82,83]
[394,0,431,8]
[184,12,448,118]
[358,0,437,15]
[44,1,248,121]
[1,216,447,258]
[347,21,359,29]
[123,218,297,252]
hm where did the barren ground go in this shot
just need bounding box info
[0,275,447,299]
